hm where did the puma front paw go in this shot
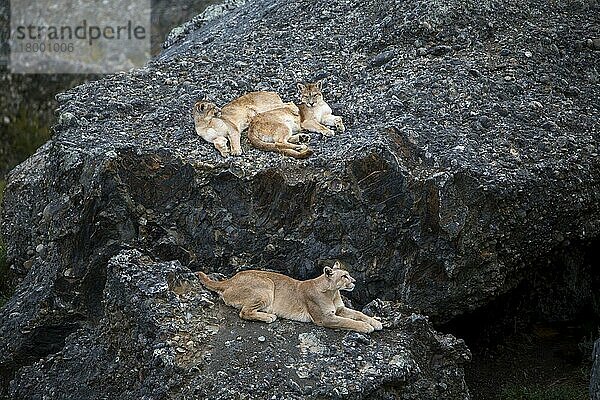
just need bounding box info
[322,128,335,137]
[230,148,242,156]
[295,144,309,151]
[217,149,230,157]
[355,322,375,334]
[368,318,383,331]
[266,314,277,323]
[335,118,345,133]
[213,138,230,157]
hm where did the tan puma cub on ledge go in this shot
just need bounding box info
[193,91,286,156]
[197,261,383,333]
[247,102,313,159]
[298,80,345,137]
[193,101,234,157]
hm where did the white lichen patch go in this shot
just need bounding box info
[297,332,326,355]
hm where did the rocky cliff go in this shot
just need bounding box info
[1,0,599,398]
[593,339,600,400]
[7,250,471,399]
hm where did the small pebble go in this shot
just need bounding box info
[541,120,559,130]
[530,101,543,109]
[479,115,492,129]
[370,50,396,67]
[258,336,266,342]
[430,45,452,56]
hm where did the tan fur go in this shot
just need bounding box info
[193,92,286,157]
[192,101,234,157]
[247,102,313,159]
[297,80,345,137]
[197,261,383,333]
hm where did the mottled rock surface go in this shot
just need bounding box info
[8,250,470,399]
[162,0,246,49]
[1,0,599,396]
[0,0,223,177]
[593,339,600,400]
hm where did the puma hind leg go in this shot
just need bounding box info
[288,133,311,144]
[272,125,308,152]
[221,277,277,323]
[240,305,277,323]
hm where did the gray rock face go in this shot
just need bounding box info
[0,0,219,177]
[593,339,600,400]
[1,0,599,396]
[8,250,471,399]
[162,0,246,49]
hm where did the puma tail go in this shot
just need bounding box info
[197,271,229,292]
[248,131,313,159]
[279,146,313,159]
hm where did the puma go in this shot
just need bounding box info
[297,80,345,137]
[197,261,383,333]
[246,102,313,159]
[192,101,233,157]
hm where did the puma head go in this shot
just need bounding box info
[193,101,221,120]
[323,260,356,292]
[297,80,324,108]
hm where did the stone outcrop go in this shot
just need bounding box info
[593,339,600,400]
[1,0,599,397]
[7,250,471,399]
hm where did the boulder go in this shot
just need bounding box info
[593,339,600,400]
[8,250,471,399]
[1,0,599,395]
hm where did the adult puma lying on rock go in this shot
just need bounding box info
[197,261,383,333]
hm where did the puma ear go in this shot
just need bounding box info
[297,82,306,92]
[323,266,333,277]
[316,79,324,90]
[332,261,341,270]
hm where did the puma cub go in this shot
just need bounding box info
[298,80,345,137]
[197,261,383,333]
[192,101,233,157]
[247,102,313,159]
[193,91,286,156]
